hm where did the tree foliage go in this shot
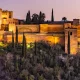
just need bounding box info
[12,31,14,48]
[51,8,54,22]
[2,40,80,80]
[15,26,18,44]
[26,10,31,24]
[22,32,27,58]
[62,17,67,22]
[25,11,46,24]
[38,11,45,24]
[32,13,39,24]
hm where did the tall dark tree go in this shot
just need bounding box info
[22,32,26,58]
[15,26,18,44]
[39,11,45,24]
[39,11,42,24]
[51,8,54,22]
[35,41,37,55]
[32,13,39,24]
[12,31,14,48]
[68,31,70,54]
[26,10,31,24]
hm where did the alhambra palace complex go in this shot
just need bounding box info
[0,8,80,54]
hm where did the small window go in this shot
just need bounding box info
[70,32,72,35]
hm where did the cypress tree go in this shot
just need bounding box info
[68,31,70,54]
[13,55,19,72]
[39,11,45,24]
[12,31,14,48]
[26,10,31,24]
[22,32,26,58]
[35,41,37,55]
[51,8,54,22]
[15,26,18,44]
[39,11,42,24]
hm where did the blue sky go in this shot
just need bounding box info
[0,0,80,21]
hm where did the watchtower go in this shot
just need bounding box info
[65,27,78,54]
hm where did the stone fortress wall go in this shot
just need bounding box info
[7,24,65,49]
[1,21,79,54]
[0,8,80,54]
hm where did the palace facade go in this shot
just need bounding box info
[0,8,80,54]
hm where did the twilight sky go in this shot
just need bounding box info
[0,0,80,21]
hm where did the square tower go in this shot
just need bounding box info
[0,8,2,29]
[65,28,78,54]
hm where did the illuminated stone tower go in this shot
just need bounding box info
[2,10,13,24]
[65,27,78,54]
[0,8,2,29]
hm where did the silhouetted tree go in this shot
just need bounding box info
[68,31,70,54]
[62,17,67,22]
[12,31,14,48]
[15,26,18,44]
[22,32,26,58]
[26,10,31,24]
[51,8,54,22]
[32,13,39,24]
[35,41,37,55]
[39,11,45,24]
[13,55,19,72]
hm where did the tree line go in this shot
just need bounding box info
[25,8,55,24]
[25,11,46,24]
[25,8,68,25]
